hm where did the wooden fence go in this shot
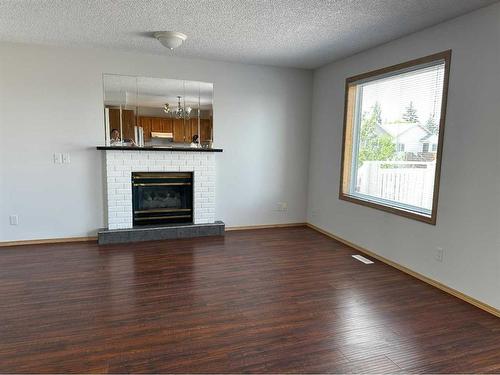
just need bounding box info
[356,161,436,210]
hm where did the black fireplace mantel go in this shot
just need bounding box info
[96,146,223,152]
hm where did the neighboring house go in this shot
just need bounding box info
[376,121,438,158]
[420,133,439,152]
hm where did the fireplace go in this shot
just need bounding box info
[132,172,193,226]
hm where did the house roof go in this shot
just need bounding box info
[377,121,438,145]
[379,121,429,138]
[420,133,439,143]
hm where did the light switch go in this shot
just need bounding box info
[62,153,71,164]
[9,215,19,225]
[53,153,62,164]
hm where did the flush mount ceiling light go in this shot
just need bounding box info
[154,31,187,50]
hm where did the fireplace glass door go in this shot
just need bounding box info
[132,172,193,226]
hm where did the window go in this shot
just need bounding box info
[339,51,451,224]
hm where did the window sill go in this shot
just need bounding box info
[339,193,436,225]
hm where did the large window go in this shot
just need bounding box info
[339,51,451,224]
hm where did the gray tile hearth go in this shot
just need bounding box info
[98,221,225,245]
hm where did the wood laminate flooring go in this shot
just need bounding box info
[1,227,499,373]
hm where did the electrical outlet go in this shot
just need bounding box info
[435,247,444,262]
[53,153,62,164]
[9,215,19,225]
[62,153,71,164]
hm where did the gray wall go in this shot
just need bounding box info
[0,43,312,241]
[307,3,500,309]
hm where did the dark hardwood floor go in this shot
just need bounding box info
[0,227,499,373]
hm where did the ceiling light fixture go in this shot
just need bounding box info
[154,31,187,50]
[174,96,192,120]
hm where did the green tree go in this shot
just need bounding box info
[424,115,439,135]
[358,103,396,165]
[402,101,419,123]
[372,101,382,126]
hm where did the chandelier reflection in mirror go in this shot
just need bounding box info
[163,96,192,120]
[103,74,213,147]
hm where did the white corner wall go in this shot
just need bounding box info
[0,43,312,241]
[307,3,500,309]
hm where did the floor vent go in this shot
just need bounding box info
[352,255,374,264]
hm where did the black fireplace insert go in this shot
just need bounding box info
[132,172,193,226]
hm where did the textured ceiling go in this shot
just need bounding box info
[0,0,497,69]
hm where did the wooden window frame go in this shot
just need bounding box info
[339,50,452,225]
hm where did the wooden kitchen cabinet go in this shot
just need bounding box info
[200,118,213,142]
[134,115,212,144]
[187,118,212,143]
[191,119,199,139]
[173,119,185,142]
[108,108,120,133]
[122,110,135,141]
[137,116,174,141]
[151,117,163,133]
[139,117,152,141]
[161,118,173,133]
[184,118,199,142]
[108,108,136,141]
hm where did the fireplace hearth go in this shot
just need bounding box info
[99,148,223,244]
[132,172,193,226]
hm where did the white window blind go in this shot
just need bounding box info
[348,61,446,217]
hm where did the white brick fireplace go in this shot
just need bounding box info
[104,150,216,230]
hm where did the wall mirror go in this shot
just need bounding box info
[103,74,213,148]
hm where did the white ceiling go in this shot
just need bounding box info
[0,0,497,69]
